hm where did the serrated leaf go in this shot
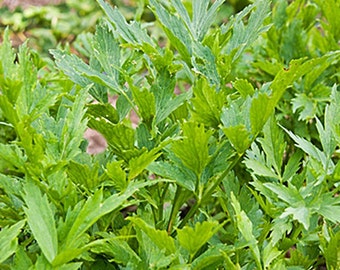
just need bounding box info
[147,161,196,191]
[244,159,279,179]
[0,220,25,264]
[191,244,227,270]
[224,0,271,61]
[262,242,283,269]
[281,205,310,230]
[192,0,225,41]
[88,119,137,162]
[128,217,176,255]
[191,78,225,127]
[106,161,127,192]
[23,182,58,263]
[12,245,33,270]
[282,151,303,182]
[60,87,89,160]
[51,49,122,102]
[233,79,255,97]
[92,22,120,81]
[128,148,162,180]
[67,161,100,190]
[264,182,303,205]
[86,103,119,125]
[97,0,155,48]
[91,238,141,267]
[281,126,327,169]
[131,86,156,125]
[192,43,220,87]
[316,195,340,224]
[250,92,274,136]
[316,117,337,162]
[230,192,261,269]
[0,143,26,171]
[149,0,192,63]
[222,125,251,154]
[292,93,316,121]
[257,115,286,176]
[324,230,340,270]
[171,122,212,177]
[177,220,220,258]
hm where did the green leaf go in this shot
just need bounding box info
[221,98,253,154]
[230,192,261,269]
[0,220,25,264]
[128,148,162,180]
[224,0,272,61]
[292,93,317,121]
[281,126,327,169]
[97,0,155,48]
[92,22,120,81]
[244,158,279,179]
[88,120,137,162]
[324,230,340,270]
[59,86,89,160]
[282,151,303,182]
[149,0,192,63]
[191,244,227,270]
[147,161,196,191]
[12,245,33,270]
[171,122,212,177]
[257,115,286,176]
[222,124,251,154]
[63,189,104,250]
[281,205,310,230]
[23,182,58,263]
[316,116,337,162]
[233,79,255,97]
[192,43,220,87]
[264,182,303,205]
[250,92,273,136]
[67,161,100,190]
[262,242,283,269]
[91,237,141,267]
[191,0,225,41]
[105,161,127,192]
[128,217,176,255]
[0,143,26,172]
[190,78,225,128]
[177,220,220,259]
[86,103,120,125]
[131,86,156,125]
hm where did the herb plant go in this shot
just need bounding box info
[0,0,339,269]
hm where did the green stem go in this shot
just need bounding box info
[157,182,169,228]
[176,154,241,230]
[167,186,183,234]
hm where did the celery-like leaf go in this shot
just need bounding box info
[0,220,25,264]
[23,182,58,263]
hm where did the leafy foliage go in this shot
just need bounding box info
[0,0,339,269]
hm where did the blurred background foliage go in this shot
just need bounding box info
[0,0,249,55]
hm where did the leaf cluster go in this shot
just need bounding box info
[0,0,339,269]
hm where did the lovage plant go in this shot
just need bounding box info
[0,0,339,269]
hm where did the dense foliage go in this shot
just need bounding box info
[0,0,339,269]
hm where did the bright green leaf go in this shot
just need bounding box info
[177,220,220,259]
[0,220,25,264]
[23,182,58,263]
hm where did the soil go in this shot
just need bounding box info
[1,0,64,10]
